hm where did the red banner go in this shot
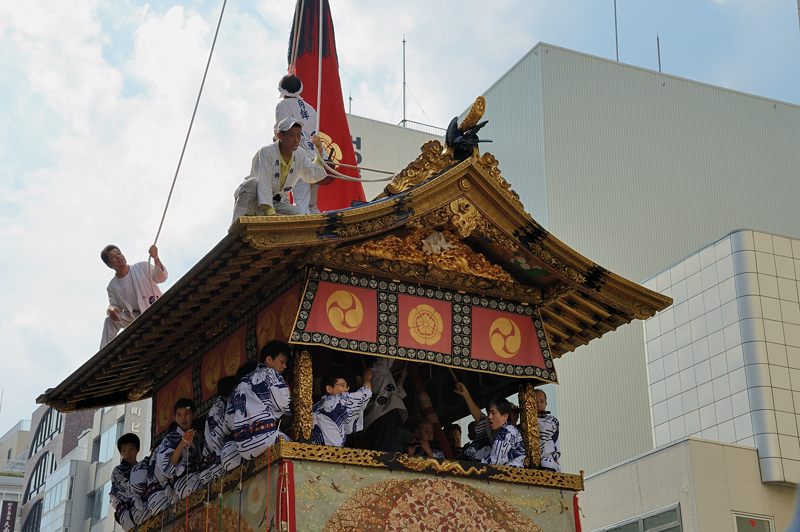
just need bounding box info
[201,326,247,401]
[257,284,301,348]
[289,0,365,210]
[398,294,451,353]
[155,366,194,434]
[305,281,376,343]
[471,307,546,367]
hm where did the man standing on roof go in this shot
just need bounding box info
[99,245,167,347]
[275,74,323,214]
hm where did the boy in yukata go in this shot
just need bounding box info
[536,388,561,472]
[226,341,292,460]
[110,433,150,530]
[311,368,372,447]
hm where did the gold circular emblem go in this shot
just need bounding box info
[318,131,343,164]
[258,311,277,348]
[326,290,364,333]
[408,304,444,345]
[280,298,297,338]
[224,338,241,374]
[489,318,521,359]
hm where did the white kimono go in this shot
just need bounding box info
[276,96,319,214]
[311,387,372,447]
[538,414,561,472]
[482,423,525,468]
[225,364,291,460]
[101,260,168,347]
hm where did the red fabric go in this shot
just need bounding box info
[574,493,582,532]
[290,0,364,210]
[256,284,301,347]
[154,366,193,433]
[305,281,377,343]
[200,325,247,401]
[397,294,452,353]
[471,308,546,367]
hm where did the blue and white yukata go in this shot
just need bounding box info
[226,364,291,460]
[148,426,206,515]
[203,396,239,475]
[110,458,149,531]
[311,386,372,447]
[481,423,525,467]
[538,413,561,472]
[462,440,490,462]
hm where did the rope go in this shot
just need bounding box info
[217,482,223,532]
[237,464,244,532]
[315,0,323,136]
[151,0,227,249]
[321,159,393,182]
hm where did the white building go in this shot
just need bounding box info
[643,229,800,485]
[476,42,800,474]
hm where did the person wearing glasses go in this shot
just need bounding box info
[311,369,372,447]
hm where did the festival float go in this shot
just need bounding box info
[37,1,671,530]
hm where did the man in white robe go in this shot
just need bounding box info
[230,117,327,223]
[275,74,321,214]
[100,244,167,347]
[225,341,292,460]
[311,369,372,447]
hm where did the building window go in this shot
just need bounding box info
[28,408,63,458]
[21,499,42,532]
[94,420,122,464]
[734,514,773,532]
[42,475,72,512]
[23,451,56,503]
[89,480,111,525]
[601,505,682,532]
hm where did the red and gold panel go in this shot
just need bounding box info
[398,294,451,354]
[256,283,301,347]
[304,281,377,343]
[201,326,247,401]
[154,366,194,434]
[471,307,546,368]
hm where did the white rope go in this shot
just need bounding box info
[315,0,323,136]
[321,159,393,182]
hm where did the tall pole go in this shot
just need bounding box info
[348,92,352,114]
[402,35,407,127]
[614,0,619,61]
[656,33,662,72]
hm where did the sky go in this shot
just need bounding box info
[0,0,798,435]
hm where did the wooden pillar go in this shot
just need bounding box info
[291,350,313,442]
[518,383,541,468]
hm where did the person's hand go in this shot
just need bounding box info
[149,245,159,260]
[454,382,470,399]
[108,307,122,321]
[261,204,277,216]
[182,429,195,444]
[363,368,372,388]
[310,135,323,153]
[420,439,433,457]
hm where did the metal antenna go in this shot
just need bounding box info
[402,35,407,127]
[614,0,619,61]
[348,92,353,114]
[657,33,662,72]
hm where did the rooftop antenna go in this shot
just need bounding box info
[614,0,619,61]
[402,35,407,127]
[348,91,353,114]
[656,33,662,72]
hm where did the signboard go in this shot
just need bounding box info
[291,268,556,382]
[1,501,17,532]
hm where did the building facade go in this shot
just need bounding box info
[477,42,800,474]
[643,229,800,485]
[0,419,31,531]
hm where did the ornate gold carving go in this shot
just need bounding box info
[127,382,150,401]
[349,229,513,283]
[395,454,488,476]
[475,152,525,212]
[459,96,486,131]
[275,440,384,468]
[329,212,405,239]
[458,177,471,191]
[449,199,480,238]
[244,233,279,250]
[489,468,584,492]
[528,242,587,284]
[292,350,313,441]
[633,301,656,320]
[519,383,541,468]
[204,318,229,340]
[384,140,455,195]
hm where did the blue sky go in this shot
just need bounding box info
[0,0,798,434]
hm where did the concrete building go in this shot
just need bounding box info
[581,438,795,531]
[643,229,800,485]
[476,42,800,474]
[347,114,443,200]
[0,419,31,531]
